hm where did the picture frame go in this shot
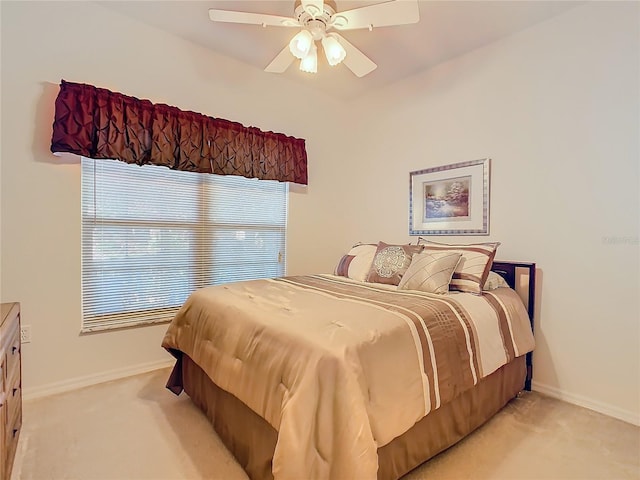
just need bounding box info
[409,158,490,236]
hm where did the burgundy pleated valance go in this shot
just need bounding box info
[50,80,308,184]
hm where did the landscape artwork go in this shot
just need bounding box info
[409,158,490,235]
[423,176,471,222]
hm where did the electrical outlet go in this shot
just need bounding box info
[21,325,32,344]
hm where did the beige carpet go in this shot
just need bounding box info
[12,368,639,480]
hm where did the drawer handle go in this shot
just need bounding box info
[13,427,19,438]
[13,387,19,397]
[12,344,20,355]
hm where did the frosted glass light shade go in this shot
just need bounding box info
[321,35,346,66]
[299,43,318,73]
[289,30,313,59]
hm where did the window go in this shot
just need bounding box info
[81,158,288,332]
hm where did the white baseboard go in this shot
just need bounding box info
[532,380,640,426]
[22,358,175,401]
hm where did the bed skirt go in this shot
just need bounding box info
[173,354,526,480]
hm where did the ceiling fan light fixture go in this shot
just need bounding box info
[299,42,318,73]
[321,34,346,66]
[289,30,313,59]
[209,0,419,78]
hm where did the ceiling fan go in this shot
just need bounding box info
[208,0,420,77]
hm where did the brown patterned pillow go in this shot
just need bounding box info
[334,243,377,282]
[366,242,423,285]
[417,238,500,295]
[398,251,462,294]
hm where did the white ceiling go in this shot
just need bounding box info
[99,0,582,100]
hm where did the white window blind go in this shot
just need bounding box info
[81,158,288,332]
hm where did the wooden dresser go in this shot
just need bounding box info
[0,303,21,480]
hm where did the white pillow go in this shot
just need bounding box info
[483,271,510,290]
[398,251,462,294]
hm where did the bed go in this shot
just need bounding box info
[162,252,536,480]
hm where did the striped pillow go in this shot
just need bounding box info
[417,239,500,295]
[398,251,462,294]
[335,243,377,282]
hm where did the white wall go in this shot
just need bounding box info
[0,1,350,396]
[336,2,639,424]
[2,0,638,426]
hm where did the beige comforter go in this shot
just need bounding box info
[162,274,535,480]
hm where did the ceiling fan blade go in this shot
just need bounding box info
[333,33,377,77]
[331,0,419,31]
[301,0,325,18]
[208,9,298,27]
[264,46,295,73]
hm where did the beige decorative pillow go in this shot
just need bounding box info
[417,238,500,295]
[483,271,510,291]
[366,242,423,285]
[334,243,377,282]
[398,251,462,294]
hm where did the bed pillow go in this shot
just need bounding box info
[417,238,500,295]
[483,271,510,291]
[334,243,377,282]
[398,251,463,294]
[366,242,423,285]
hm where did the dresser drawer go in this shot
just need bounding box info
[4,330,20,385]
[4,405,21,480]
[0,306,19,340]
[5,371,20,429]
[0,354,5,428]
[0,396,5,480]
[0,358,5,397]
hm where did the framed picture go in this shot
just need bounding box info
[409,158,490,236]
